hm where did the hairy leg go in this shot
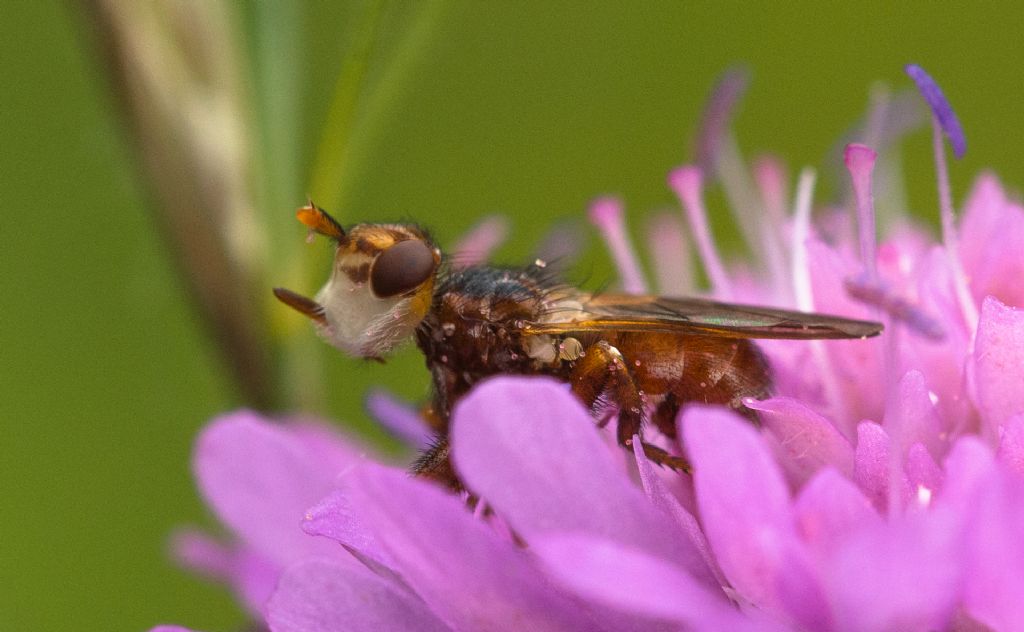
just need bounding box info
[570,341,691,472]
[411,435,462,490]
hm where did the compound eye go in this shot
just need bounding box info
[370,239,437,298]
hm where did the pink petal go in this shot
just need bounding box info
[532,535,750,630]
[968,200,1024,308]
[170,528,235,580]
[682,406,824,618]
[170,529,278,616]
[631,439,723,589]
[961,466,1024,630]
[902,245,972,424]
[291,420,363,466]
[825,510,963,632]
[793,468,880,561]
[773,538,834,632]
[450,376,712,582]
[937,436,996,512]
[194,412,359,568]
[806,238,870,323]
[890,371,945,460]
[972,297,1024,443]
[346,461,597,631]
[996,415,1024,477]
[905,443,944,501]
[302,489,393,572]
[266,557,447,632]
[853,421,908,512]
[746,396,854,486]
[804,239,885,431]
[958,173,1006,280]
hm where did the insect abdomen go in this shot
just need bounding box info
[608,331,771,411]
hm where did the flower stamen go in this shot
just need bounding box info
[588,197,648,294]
[844,276,945,341]
[844,143,880,282]
[694,69,788,293]
[694,67,749,172]
[669,166,732,298]
[451,215,509,268]
[905,64,978,336]
[645,213,694,296]
[791,168,817,315]
[791,168,848,423]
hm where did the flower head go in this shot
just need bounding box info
[156,66,1024,631]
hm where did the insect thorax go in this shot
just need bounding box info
[415,265,561,377]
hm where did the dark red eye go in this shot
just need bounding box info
[370,239,437,298]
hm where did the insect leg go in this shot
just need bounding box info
[569,341,691,472]
[411,435,462,491]
[640,442,692,473]
[419,402,447,433]
[651,393,680,439]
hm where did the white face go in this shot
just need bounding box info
[314,252,423,358]
[308,224,441,359]
[274,209,440,359]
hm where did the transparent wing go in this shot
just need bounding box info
[523,294,883,340]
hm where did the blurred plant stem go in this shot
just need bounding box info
[81,0,274,407]
[247,1,324,411]
[79,0,445,414]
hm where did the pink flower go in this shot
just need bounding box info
[164,413,370,619]
[155,66,1024,631]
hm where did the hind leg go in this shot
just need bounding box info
[652,393,681,439]
[570,341,691,472]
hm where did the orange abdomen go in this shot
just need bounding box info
[606,332,772,409]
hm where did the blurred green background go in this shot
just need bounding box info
[3,1,1024,630]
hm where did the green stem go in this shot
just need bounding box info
[308,0,449,213]
[307,0,387,210]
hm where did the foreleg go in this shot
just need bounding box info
[412,434,462,491]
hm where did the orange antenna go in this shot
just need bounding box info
[296,200,345,240]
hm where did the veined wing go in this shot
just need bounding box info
[523,294,883,340]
